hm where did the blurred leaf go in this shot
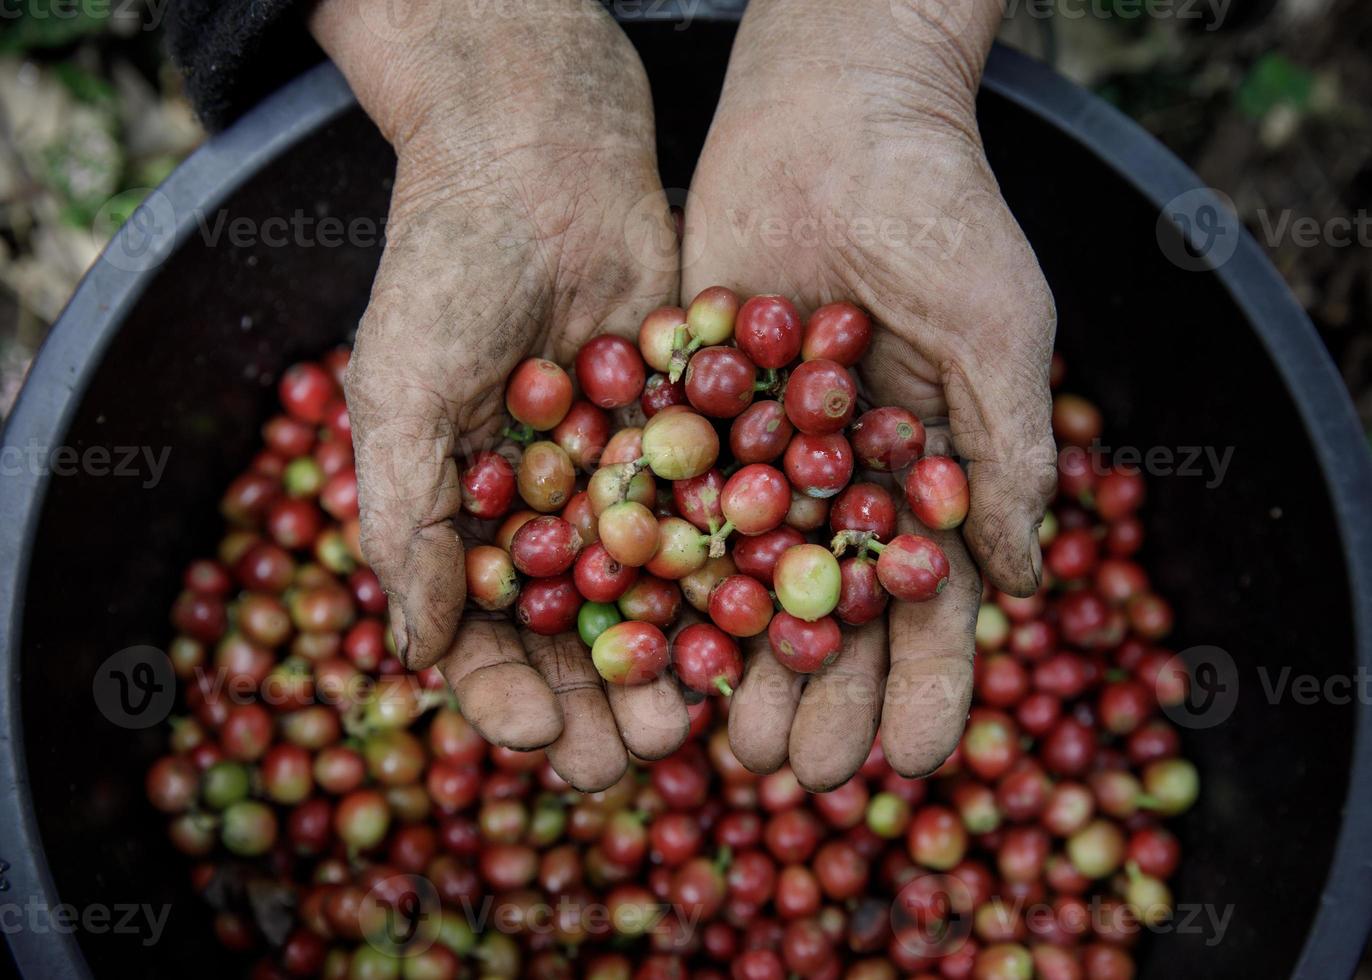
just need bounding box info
[41,108,124,226]
[0,2,111,53]
[1237,53,1313,119]
[54,61,115,106]
[129,153,178,188]
[99,187,148,227]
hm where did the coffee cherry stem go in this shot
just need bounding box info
[667,327,702,383]
[830,528,877,559]
[608,457,651,503]
[502,423,536,445]
[714,676,735,697]
[708,521,736,558]
[714,844,734,874]
[752,367,783,396]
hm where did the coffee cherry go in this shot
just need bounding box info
[617,575,683,629]
[680,555,737,613]
[1052,394,1102,447]
[222,800,278,856]
[510,516,583,577]
[599,501,661,568]
[642,409,719,480]
[576,335,647,409]
[721,465,791,538]
[784,492,829,532]
[784,433,854,499]
[578,601,623,648]
[506,358,574,430]
[783,360,856,435]
[836,557,888,625]
[639,306,688,373]
[646,517,711,580]
[873,534,950,602]
[602,427,644,465]
[730,400,794,465]
[830,483,897,541]
[904,456,970,530]
[768,613,842,673]
[850,407,926,472]
[641,373,688,418]
[517,441,576,512]
[674,470,726,533]
[1141,758,1199,815]
[732,525,806,587]
[735,295,803,369]
[562,491,599,546]
[687,286,740,346]
[465,545,520,610]
[552,400,611,470]
[592,622,670,685]
[708,575,774,637]
[1065,820,1125,878]
[673,623,744,696]
[516,574,581,635]
[461,451,517,519]
[773,545,842,621]
[802,302,871,365]
[574,542,639,603]
[279,362,337,424]
[685,347,757,419]
[588,462,655,517]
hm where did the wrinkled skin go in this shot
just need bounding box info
[310,0,687,790]
[687,0,1057,789]
[310,0,1055,792]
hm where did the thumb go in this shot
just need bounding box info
[345,166,545,668]
[345,301,473,671]
[941,332,1057,598]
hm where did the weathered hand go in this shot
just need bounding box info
[683,0,1057,789]
[309,0,687,789]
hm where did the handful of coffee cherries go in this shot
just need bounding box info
[464,288,971,698]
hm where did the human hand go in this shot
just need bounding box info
[309,0,688,789]
[682,0,1057,789]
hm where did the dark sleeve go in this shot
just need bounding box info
[166,0,323,130]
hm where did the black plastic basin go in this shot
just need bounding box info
[2,16,1370,980]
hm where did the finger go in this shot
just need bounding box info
[345,305,469,671]
[880,510,982,778]
[859,330,950,423]
[607,673,690,762]
[727,633,805,775]
[941,306,1057,599]
[602,611,696,760]
[523,630,629,792]
[788,619,888,792]
[439,619,563,750]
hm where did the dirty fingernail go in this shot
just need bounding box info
[387,594,410,666]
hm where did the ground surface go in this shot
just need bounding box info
[1,0,1368,433]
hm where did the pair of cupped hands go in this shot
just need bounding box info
[309,0,1058,793]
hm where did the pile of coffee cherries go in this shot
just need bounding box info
[473,288,966,695]
[145,310,1200,979]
